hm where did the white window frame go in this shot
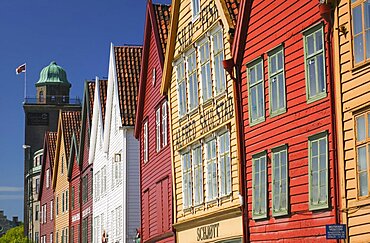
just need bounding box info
[192,146,203,205]
[46,169,50,188]
[186,49,199,111]
[143,121,148,163]
[268,46,286,117]
[247,58,265,126]
[218,131,231,197]
[205,138,217,201]
[199,38,213,102]
[303,23,326,103]
[211,27,226,95]
[162,101,168,147]
[252,151,267,219]
[191,0,201,20]
[176,60,187,117]
[308,131,328,210]
[181,151,192,209]
[156,108,161,152]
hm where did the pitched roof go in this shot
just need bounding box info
[47,131,57,168]
[61,111,81,158]
[153,4,171,55]
[114,46,142,126]
[87,81,95,122]
[224,0,240,27]
[99,79,108,125]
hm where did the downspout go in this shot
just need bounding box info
[223,59,249,243]
[321,1,341,239]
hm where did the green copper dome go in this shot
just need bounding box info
[35,61,71,87]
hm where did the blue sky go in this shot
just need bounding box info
[0,0,170,221]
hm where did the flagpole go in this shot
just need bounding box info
[24,63,27,100]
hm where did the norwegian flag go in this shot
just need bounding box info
[16,63,26,74]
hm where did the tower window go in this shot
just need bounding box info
[39,91,44,102]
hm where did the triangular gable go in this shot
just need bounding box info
[135,1,171,138]
[160,0,240,95]
[38,131,57,201]
[52,111,81,189]
[78,80,95,168]
[89,77,103,164]
[67,133,80,181]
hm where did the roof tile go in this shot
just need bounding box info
[61,111,81,158]
[87,81,95,122]
[47,131,57,168]
[114,46,142,126]
[153,4,171,55]
[99,79,108,125]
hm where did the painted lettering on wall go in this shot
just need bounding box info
[82,207,90,218]
[72,213,80,223]
[197,223,219,241]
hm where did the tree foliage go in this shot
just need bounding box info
[0,225,30,243]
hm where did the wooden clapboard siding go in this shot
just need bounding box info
[69,154,80,243]
[169,0,241,225]
[334,0,370,241]
[137,3,174,241]
[241,0,338,241]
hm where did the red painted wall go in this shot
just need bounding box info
[80,112,93,243]
[39,141,54,243]
[139,20,174,242]
[69,155,81,243]
[240,1,337,241]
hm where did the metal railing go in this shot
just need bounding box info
[24,95,81,105]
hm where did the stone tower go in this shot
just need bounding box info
[23,61,81,241]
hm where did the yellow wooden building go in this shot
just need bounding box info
[52,111,81,243]
[334,0,370,241]
[161,0,243,242]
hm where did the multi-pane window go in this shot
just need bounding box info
[193,146,203,205]
[56,196,59,216]
[177,61,187,116]
[248,59,265,125]
[71,187,75,210]
[116,206,122,240]
[101,166,106,196]
[191,0,200,19]
[182,152,192,209]
[268,47,286,116]
[212,28,226,95]
[304,25,326,102]
[65,190,68,211]
[113,153,122,186]
[200,40,212,101]
[82,218,88,243]
[50,200,53,220]
[355,112,370,197]
[156,108,161,152]
[46,169,50,188]
[162,102,168,147]
[206,139,217,201]
[187,50,199,110]
[308,132,328,209]
[143,121,148,163]
[35,178,40,194]
[252,152,267,219]
[219,132,231,197]
[82,175,88,203]
[272,146,288,216]
[95,171,100,201]
[352,0,370,64]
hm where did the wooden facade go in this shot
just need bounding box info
[334,0,370,241]
[52,111,81,243]
[134,1,174,242]
[39,131,57,243]
[161,0,243,242]
[232,0,340,241]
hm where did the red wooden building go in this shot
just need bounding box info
[134,1,174,242]
[68,130,81,243]
[38,131,57,243]
[232,0,340,241]
[77,80,97,243]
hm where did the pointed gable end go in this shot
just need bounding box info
[114,46,142,127]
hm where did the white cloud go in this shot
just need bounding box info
[0,195,23,200]
[0,186,23,192]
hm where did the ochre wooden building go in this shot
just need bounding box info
[334,0,370,241]
[52,111,81,243]
[232,0,340,241]
[161,0,243,242]
[135,1,174,242]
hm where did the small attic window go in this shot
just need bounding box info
[152,68,156,86]
[39,91,44,102]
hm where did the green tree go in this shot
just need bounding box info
[0,225,30,243]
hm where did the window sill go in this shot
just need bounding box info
[272,210,288,218]
[309,203,329,211]
[214,90,227,102]
[202,98,213,108]
[306,92,327,104]
[252,213,267,220]
[270,108,286,118]
[352,59,370,73]
[249,117,265,127]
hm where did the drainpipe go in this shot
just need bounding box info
[320,0,341,240]
[223,59,249,243]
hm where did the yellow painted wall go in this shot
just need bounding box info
[168,0,242,229]
[334,0,370,241]
[53,132,70,243]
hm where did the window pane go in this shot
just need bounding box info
[278,74,285,109]
[249,67,256,84]
[358,146,367,171]
[365,2,370,29]
[257,83,264,118]
[315,30,323,51]
[307,35,315,55]
[309,59,317,96]
[277,52,283,70]
[353,6,363,35]
[257,63,263,81]
[251,87,257,120]
[354,34,365,64]
[359,172,369,196]
[270,56,276,74]
[366,30,370,59]
[317,54,325,93]
[357,115,366,141]
[312,141,318,157]
[271,77,278,112]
